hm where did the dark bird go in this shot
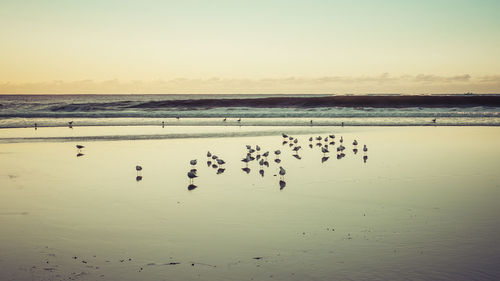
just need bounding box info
[242,167,251,174]
[432,118,437,123]
[279,180,286,190]
[279,166,286,180]
[363,145,368,152]
[76,145,85,150]
[207,160,212,167]
[223,118,227,122]
[207,151,212,157]
[190,159,197,166]
[363,155,368,163]
[217,168,225,174]
[187,171,197,183]
[282,133,288,138]
[321,156,329,163]
[188,184,197,191]
[259,169,264,177]
[216,159,226,166]
[76,153,84,157]
[353,140,358,146]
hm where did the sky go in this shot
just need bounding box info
[1,0,500,94]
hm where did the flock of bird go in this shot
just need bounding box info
[76,131,369,190]
[176,132,368,191]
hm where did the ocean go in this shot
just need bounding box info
[0,94,499,129]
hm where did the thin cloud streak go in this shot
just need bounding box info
[1,74,499,94]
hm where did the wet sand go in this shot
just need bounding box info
[1,126,500,280]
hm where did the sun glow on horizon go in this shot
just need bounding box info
[1,0,500,93]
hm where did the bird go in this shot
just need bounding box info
[187,171,197,183]
[259,169,264,177]
[246,144,252,150]
[262,151,269,158]
[207,151,212,157]
[274,150,281,156]
[340,136,343,143]
[363,155,368,163]
[76,145,85,150]
[309,137,313,142]
[363,145,368,152]
[321,156,329,163]
[237,118,241,123]
[329,134,335,139]
[353,140,358,146]
[68,121,73,125]
[217,168,225,174]
[293,138,298,144]
[216,159,225,166]
[242,167,251,174]
[321,146,329,155]
[162,121,165,128]
[316,136,322,141]
[279,166,286,180]
[279,180,286,190]
[190,159,197,166]
[136,165,142,176]
[293,146,301,153]
[207,160,212,167]
[223,118,227,122]
[256,145,261,151]
[282,133,288,138]
[432,118,437,123]
[211,155,218,160]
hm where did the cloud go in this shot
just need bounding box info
[1,74,499,94]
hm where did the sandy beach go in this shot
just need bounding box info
[1,126,500,280]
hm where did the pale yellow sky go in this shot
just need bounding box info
[1,0,499,94]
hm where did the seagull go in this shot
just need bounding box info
[76,145,85,150]
[293,146,301,153]
[279,180,286,190]
[321,146,329,155]
[274,150,281,159]
[187,171,197,183]
[279,166,286,180]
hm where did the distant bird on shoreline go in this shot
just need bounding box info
[432,118,437,123]
[76,144,85,150]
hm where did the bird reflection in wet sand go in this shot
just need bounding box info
[292,154,302,160]
[363,155,368,163]
[76,153,84,157]
[279,180,286,190]
[259,169,264,177]
[136,176,143,182]
[353,148,358,154]
[242,167,251,174]
[188,184,197,191]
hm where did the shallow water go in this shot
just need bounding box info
[1,126,499,280]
